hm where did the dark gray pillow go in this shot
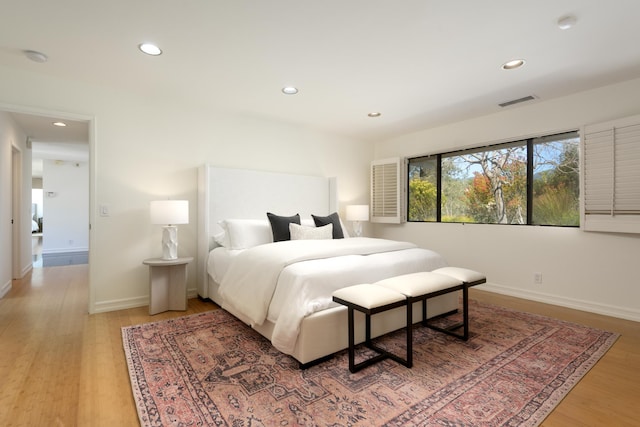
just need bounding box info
[311,212,344,239]
[267,212,300,242]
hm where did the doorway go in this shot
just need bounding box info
[31,156,90,268]
[4,108,91,266]
[1,105,93,312]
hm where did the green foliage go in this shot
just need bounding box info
[408,178,437,221]
[441,214,476,223]
[532,140,580,225]
[441,157,467,220]
[533,183,579,226]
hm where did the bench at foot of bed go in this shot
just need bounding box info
[332,267,486,373]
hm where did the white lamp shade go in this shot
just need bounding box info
[346,205,370,221]
[150,200,189,225]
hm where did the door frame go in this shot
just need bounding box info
[2,102,94,312]
[11,144,21,279]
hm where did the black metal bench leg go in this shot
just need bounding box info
[335,295,412,372]
[421,298,427,325]
[421,286,472,341]
[365,310,372,346]
[406,298,413,368]
[347,307,356,372]
[463,285,469,340]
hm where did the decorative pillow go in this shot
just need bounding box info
[267,212,301,242]
[289,223,333,240]
[311,212,344,239]
[217,219,273,249]
[213,230,229,247]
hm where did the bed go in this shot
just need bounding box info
[197,165,458,367]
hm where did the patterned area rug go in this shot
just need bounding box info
[122,300,618,426]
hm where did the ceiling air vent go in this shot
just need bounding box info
[499,95,537,108]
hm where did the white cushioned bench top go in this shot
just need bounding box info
[374,271,463,297]
[431,267,486,283]
[332,284,405,309]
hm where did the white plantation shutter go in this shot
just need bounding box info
[581,114,640,233]
[371,157,403,223]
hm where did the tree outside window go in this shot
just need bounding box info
[532,134,580,226]
[408,157,437,221]
[407,131,579,226]
[443,143,527,224]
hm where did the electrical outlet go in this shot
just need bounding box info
[534,272,543,284]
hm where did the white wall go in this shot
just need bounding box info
[41,159,89,254]
[0,65,373,312]
[374,78,640,322]
[32,188,43,224]
[0,110,32,297]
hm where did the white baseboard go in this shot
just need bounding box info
[91,288,201,314]
[91,295,148,313]
[0,280,11,298]
[42,247,89,255]
[21,263,33,278]
[478,282,640,323]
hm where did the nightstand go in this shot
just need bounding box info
[143,257,193,315]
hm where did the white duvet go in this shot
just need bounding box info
[218,237,447,354]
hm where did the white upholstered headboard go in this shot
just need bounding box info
[197,165,337,298]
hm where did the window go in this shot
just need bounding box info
[532,133,580,226]
[408,156,437,221]
[408,131,580,226]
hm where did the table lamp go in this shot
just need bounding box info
[346,204,369,237]
[150,200,189,260]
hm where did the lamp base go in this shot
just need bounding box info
[161,226,179,260]
[353,221,363,237]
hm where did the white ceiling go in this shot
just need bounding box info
[8,112,89,177]
[2,0,640,143]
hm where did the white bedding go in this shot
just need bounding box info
[207,247,242,284]
[216,237,447,355]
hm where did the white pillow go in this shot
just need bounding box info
[289,223,333,240]
[213,230,229,247]
[298,218,350,236]
[217,219,273,249]
[301,218,315,227]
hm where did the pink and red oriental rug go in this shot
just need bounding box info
[122,300,617,426]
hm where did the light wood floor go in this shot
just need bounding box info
[0,265,638,426]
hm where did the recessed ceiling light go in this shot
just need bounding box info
[368,112,382,118]
[23,50,48,63]
[52,121,67,127]
[557,15,577,30]
[139,43,162,56]
[501,59,525,70]
[282,87,299,95]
